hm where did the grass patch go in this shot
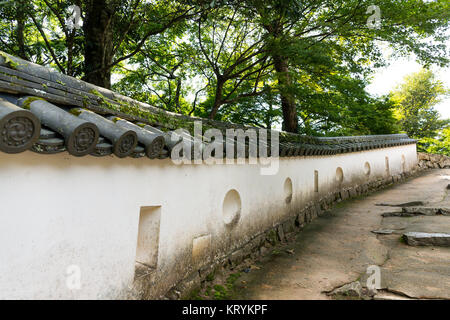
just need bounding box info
[211,272,241,300]
[399,235,407,244]
[187,288,203,300]
[205,271,216,282]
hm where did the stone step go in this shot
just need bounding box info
[382,207,450,217]
[402,207,450,216]
[403,232,450,247]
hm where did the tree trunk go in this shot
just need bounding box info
[82,0,115,89]
[273,55,298,133]
[265,102,273,129]
[175,78,182,111]
[15,1,27,60]
[209,79,224,120]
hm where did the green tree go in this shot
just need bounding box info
[189,6,272,119]
[0,0,84,75]
[0,0,203,88]
[0,0,449,137]
[419,127,450,156]
[391,69,449,139]
[228,0,450,132]
[112,24,194,114]
[81,0,202,88]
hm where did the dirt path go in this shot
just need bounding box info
[231,169,450,300]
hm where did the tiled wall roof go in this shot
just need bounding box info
[0,52,416,160]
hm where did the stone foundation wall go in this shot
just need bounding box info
[162,168,420,300]
[417,152,450,169]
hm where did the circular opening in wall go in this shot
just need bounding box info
[364,162,371,177]
[222,189,241,227]
[284,177,293,204]
[336,167,344,184]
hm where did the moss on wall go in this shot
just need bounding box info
[20,96,45,109]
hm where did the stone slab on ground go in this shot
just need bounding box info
[403,232,450,247]
[371,229,396,234]
[402,207,450,216]
[381,215,450,234]
[327,281,362,298]
[377,241,450,299]
[373,291,413,300]
[377,170,450,299]
[375,201,425,207]
[382,207,450,217]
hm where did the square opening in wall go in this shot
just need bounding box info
[385,157,390,176]
[135,206,161,270]
[314,170,319,193]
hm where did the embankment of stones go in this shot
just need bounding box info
[417,152,450,169]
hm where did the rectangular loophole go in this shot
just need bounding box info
[135,206,161,269]
[385,157,390,176]
[314,170,319,192]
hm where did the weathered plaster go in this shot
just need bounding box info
[0,144,417,299]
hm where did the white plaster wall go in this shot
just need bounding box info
[0,144,417,299]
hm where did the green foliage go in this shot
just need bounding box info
[0,0,449,136]
[417,127,450,156]
[390,69,449,156]
[112,29,194,114]
[389,68,449,155]
[391,69,449,139]
[233,0,450,132]
[0,0,85,75]
[211,272,241,300]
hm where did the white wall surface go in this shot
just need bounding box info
[0,144,417,299]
